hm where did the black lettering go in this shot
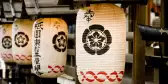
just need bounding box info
[34,57,40,64]
[84,9,95,22]
[35,22,43,30]
[34,30,41,38]
[34,46,39,54]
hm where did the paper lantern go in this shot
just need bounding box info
[152,17,160,28]
[32,18,68,78]
[12,19,34,65]
[0,24,14,63]
[153,0,161,6]
[76,4,126,84]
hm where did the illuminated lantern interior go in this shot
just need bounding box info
[76,3,126,84]
[32,18,68,78]
[0,24,14,63]
[12,19,34,65]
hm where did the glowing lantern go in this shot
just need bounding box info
[32,18,68,78]
[76,4,126,84]
[0,24,14,63]
[153,0,161,6]
[12,19,34,65]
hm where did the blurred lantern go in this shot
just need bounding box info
[32,18,68,78]
[153,0,161,6]
[152,16,160,28]
[0,24,14,63]
[76,3,126,84]
[12,19,34,65]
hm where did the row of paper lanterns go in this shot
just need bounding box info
[0,18,68,78]
[0,3,126,84]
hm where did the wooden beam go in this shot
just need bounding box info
[159,0,168,83]
[25,7,77,15]
[154,68,159,84]
[132,4,148,84]
[128,6,134,54]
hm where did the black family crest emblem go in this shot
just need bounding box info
[14,32,29,47]
[52,31,67,52]
[82,24,112,55]
[2,36,12,49]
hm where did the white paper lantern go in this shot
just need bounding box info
[0,24,14,63]
[153,0,161,6]
[76,4,126,84]
[12,19,34,65]
[32,18,68,78]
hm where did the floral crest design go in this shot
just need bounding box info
[82,24,112,55]
[52,31,67,52]
[14,32,29,47]
[2,36,12,49]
